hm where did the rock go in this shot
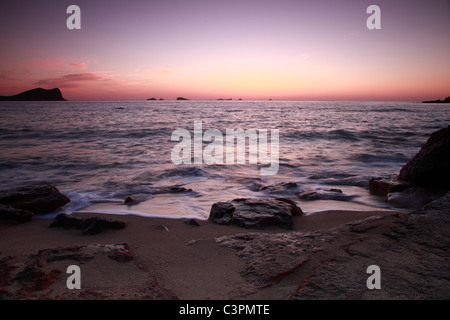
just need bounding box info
[258,182,302,195]
[0,88,66,101]
[0,184,70,214]
[275,197,304,216]
[149,224,169,231]
[146,98,157,100]
[124,196,134,203]
[387,187,438,209]
[152,186,195,195]
[176,97,189,100]
[0,204,34,223]
[209,198,302,230]
[422,96,450,103]
[398,125,450,188]
[49,213,126,235]
[216,192,450,299]
[0,243,178,299]
[184,218,200,226]
[369,174,412,196]
[298,189,356,201]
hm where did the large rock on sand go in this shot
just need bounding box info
[369,126,450,209]
[398,125,450,187]
[209,198,303,230]
[0,184,70,214]
[49,213,126,235]
[0,204,34,223]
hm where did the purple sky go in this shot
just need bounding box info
[0,0,449,100]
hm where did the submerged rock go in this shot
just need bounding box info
[0,184,70,214]
[298,189,356,201]
[258,182,302,195]
[209,198,303,230]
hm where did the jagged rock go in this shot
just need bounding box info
[398,125,450,188]
[369,174,412,196]
[0,204,34,223]
[216,192,450,299]
[0,184,70,214]
[209,198,302,230]
[49,213,126,235]
[0,243,178,299]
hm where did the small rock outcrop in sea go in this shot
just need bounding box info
[422,96,450,103]
[0,184,70,215]
[49,213,126,235]
[257,182,302,196]
[209,198,303,230]
[369,125,450,209]
[0,88,67,101]
[176,97,189,100]
[298,189,356,201]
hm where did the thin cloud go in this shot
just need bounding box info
[34,72,113,88]
[70,62,88,69]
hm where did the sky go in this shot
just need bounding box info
[0,0,449,101]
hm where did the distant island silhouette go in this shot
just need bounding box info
[0,88,66,101]
[423,96,450,103]
[176,97,189,100]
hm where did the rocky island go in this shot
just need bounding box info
[422,96,450,103]
[0,88,67,101]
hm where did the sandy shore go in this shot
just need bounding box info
[0,208,406,300]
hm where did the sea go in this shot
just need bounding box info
[0,100,449,219]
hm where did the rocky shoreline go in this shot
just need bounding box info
[0,125,449,299]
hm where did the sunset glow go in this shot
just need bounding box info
[1,0,449,101]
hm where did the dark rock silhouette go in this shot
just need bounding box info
[0,88,66,101]
[176,97,189,100]
[49,213,126,235]
[209,198,303,230]
[0,184,70,215]
[398,125,450,188]
[0,204,34,223]
[147,97,157,100]
[369,125,450,209]
[422,96,450,103]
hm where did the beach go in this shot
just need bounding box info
[0,207,425,300]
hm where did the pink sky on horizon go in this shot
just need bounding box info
[0,0,449,101]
